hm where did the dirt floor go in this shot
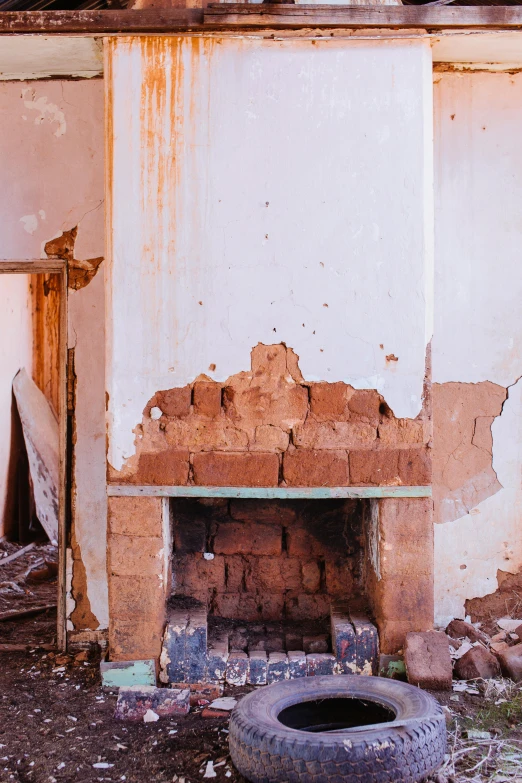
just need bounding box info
[2,542,522,783]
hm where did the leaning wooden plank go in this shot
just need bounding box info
[0,604,57,622]
[13,369,59,543]
[0,542,35,566]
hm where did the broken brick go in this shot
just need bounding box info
[404,631,452,690]
[114,686,190,721]
[454,646,500,680]
[445,619,490,645]
[497,644,522,682]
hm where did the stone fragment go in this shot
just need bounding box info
[206,633,229,683]
[514,624,522,641]
[225,651,249,686]
[267,652,289,683]
[248,651,268,685]
[498,644,522,682]
[288,651,307,679]
[352,613,379,676]
[303,635,329,654]
[446,619,490,645]
[331,601,356,674]
[404,631,452,690]
[307,653,336,676]
[100,659,156,691]
[454,645,500,680]
[114,686,190,721]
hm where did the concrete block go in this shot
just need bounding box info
[226,651,249,686]
[207,632,229,683]
[159,608,188,684]
[248,651,268,685]
[352,613,379,675]
[267,652,289,683]
[169,682,221,706]
[100,659,156,690]
[114,686,190,721]
[288,651,307,679]
[307,653,336,676]
[331,601,356,673]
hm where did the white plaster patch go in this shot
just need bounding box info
[435,377,522,626]
[19,214,38,235]
[22,88,66,137]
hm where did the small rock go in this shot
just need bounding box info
[203,761,217,778]
[143,709,159,723]
[208,697,237,711]
[498,644,522,682]
[454,645,500,680]
[405,631,452,690]
[445,619,490,645]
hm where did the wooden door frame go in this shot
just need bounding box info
[0,259,68,650]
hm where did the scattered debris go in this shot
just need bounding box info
[203,760,217,778]
[207,697,237,712]
[446,619,490,646]
[114,686,190,721]
[497,618,522,634]
[454,646,500,681]
[0,543,36,566]
[143,709,160,723]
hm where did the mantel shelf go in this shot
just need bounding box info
[107,485,431,499]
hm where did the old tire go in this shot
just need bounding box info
[229,675,446,783]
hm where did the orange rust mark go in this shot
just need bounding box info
[386,354,399,362]
[31,273,61,417]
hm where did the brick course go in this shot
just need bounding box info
[193,452,279,487]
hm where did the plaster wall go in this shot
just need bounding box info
[0,275,32,537]
[106,36,434,471]
[433,71,522,625]
[0,80,107,628]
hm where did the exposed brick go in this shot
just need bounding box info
[109,535,164,578]
[259,593,285,621]
[157,386,191,417]
[286,528,319,558]
[325,558,354,595]
[165,419,248,451]
[173,554,226,593]
[378,418,425,448]
[252,425,289,452]
[214,522,282,556]
[245,556,301,593]
[229,500,296,524]
[109,575,165,620]
[134,449,189,485]
[174,519,206,553]
[110,618,164,662]
[398,448,431,485]
[283,450,348,487]
[193,382,222,417]
[108,497,164,538]
[285,594,330,621]
[349,450,400,485]
[301,560,321,593]
[347,389,381,425]
[292,420,376,450]
[193,452,279,487]
[309,382,349,421]
[224,556,246,591]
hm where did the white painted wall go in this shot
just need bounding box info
[0,275,32,537]
[433,72,522,625]
[0,80,107,628]
[106,36,434,470]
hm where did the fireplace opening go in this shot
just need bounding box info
[160,498,380,685]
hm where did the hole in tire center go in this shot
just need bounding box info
[277,697,396,733]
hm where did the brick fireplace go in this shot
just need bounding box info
[106,344,434,680]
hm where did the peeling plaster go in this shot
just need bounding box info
[21,89,66,138]
[434,377,522,626]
